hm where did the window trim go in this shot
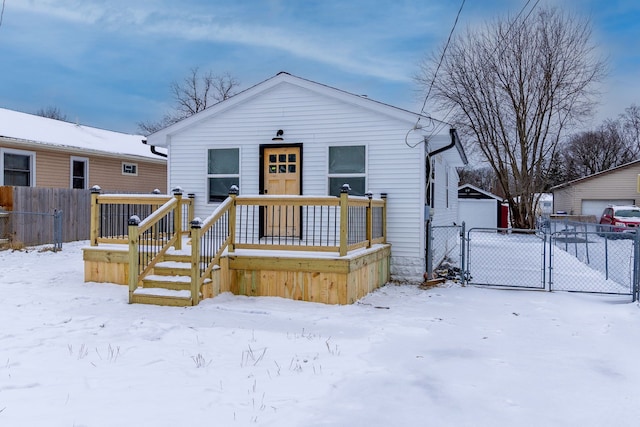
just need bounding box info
[327,144,367,196]
[121,162,138,176]
[70,156,89,189]
[207,147,241,204]
[1,148,36,187]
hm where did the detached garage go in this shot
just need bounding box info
[552,160,640,219]
[458,184,506,230]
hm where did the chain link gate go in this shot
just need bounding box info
[464,228,547,289]
[461,220,639,302]
[426,221,464,281]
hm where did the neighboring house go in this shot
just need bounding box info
[0,107,167,192]
[147,72,467,280]
[458,184,507,230]
[552,160,640,219]
[536,193,553,216]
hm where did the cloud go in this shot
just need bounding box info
[9,0,437,82]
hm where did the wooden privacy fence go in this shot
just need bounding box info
[0,186,91,246]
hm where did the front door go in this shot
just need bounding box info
[263,146,301,237]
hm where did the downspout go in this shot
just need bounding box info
[428,128,465,159]
[142,139,168,158]
[424,128,467,281]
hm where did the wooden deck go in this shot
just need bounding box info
[83,243,390,305]
[84,188,389,306]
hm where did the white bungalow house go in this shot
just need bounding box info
[146,72,467,282]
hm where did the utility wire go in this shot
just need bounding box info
[406,0,465,149]
[417,0,465,123]
[0,0,6,28]
[425,0,541,141]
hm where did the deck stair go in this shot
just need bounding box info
[130,252,196,307]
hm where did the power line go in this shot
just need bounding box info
[417,0,466,122]
[0,0,6,28]
[424,0,541,141]
[406,0,465,149]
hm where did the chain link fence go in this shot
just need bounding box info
[457,218,639,301]
[546,219,636,295]
[426,222,464,280]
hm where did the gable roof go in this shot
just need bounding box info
[551,159,640,190]
[147,72,467,164]
[0,107,165,161]
[458,183,503,200]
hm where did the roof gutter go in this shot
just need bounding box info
[142,139,168,158]
[427,128,468,165]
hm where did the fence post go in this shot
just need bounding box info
[365,191,373,248]
[190,218,203,306]
[634,231,640,302]
[90,185,101,246]
[172,188,183,251]
[339,184,350,256]
[53,209,63,252]
[127,215,141,304]
[460,221,466,285]
[228,185,239,253]
[426,220,433,279]
[380,193,387,244]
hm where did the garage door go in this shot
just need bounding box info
[458,199,497,230]
[581,199,634,220]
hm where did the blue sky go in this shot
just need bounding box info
[0,0,638,135]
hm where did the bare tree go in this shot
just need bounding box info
[621,104,640,155]
[139,68,240,135]
[457,166,497,192]
[561,119,633,178]
[418,7,606,228]
[35,106,67,121]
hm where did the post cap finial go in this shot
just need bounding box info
[128,215,141,226]
[340,183,351,194]
[90,185,102,194]
[229,185,239,195]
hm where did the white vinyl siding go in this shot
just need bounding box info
[160,79,463,279]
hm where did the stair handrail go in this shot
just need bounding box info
[189,188,236,304]
[128,190,184,303]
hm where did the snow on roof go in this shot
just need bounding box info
[0,107,165,160]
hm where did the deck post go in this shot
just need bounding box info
[90,185,101,246]
[127,215,141,304]
[228,185,239,253]
[380,193,387,243]
[187,193,196,227]
[339,184,350,256]
[366,191,373,248]
[172,188,183,250]
[190,218,203,306]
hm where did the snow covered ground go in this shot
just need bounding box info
[2,241,640,426]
